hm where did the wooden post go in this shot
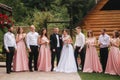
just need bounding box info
[44,19,47,29]
[69,3,73,38]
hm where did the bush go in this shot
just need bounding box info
[0,54,6,62]
[33,9,53,30]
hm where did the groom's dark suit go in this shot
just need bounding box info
[50,33,63,71]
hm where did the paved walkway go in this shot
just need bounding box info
[0,68,81,80]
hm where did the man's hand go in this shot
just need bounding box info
[6,49,10,53]
[74,46,76,49]
[28,48,31,53]
[15,48,17,53]
[78,48,82,53]
[98,42,103,46]
[53,49,55,52]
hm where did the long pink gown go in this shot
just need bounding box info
[13,34,29,71]
[37,36,51,71]
[83,37,102,73]
[105,38,120,75]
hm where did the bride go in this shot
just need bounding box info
[55,29,77,73]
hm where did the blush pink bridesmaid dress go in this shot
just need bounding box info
[105,38,120,75]
[37,36,51,71]
[13,34,29,71]
[83,37,102,73]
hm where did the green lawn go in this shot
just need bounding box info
[78,71,120,80]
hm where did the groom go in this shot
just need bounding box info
[50,27,63,71]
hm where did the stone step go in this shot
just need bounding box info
[0,62,6,67]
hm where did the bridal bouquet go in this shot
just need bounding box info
[66,40,70,48]
[66,43,69,47]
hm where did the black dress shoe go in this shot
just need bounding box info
[29,70,33,72]
[34,69,38,71]
[7,72,10,74]
[34,70,38,71]
[10,70,14,72]
[51,69,53,71]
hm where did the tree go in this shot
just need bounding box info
[33,9,53,29]
[60,0,95,28]
[0,0,29,24]
[0,0,95,27]
[23,0,52,11]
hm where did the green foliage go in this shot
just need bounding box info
[33,9,53,29]
[0,30,4,46]
[47,0,69,28]
[0,55,6,62]
[60,0,96,27]
[0,0,95,27]
[0,0,96,49]
[78,71,120,80]
[0,0,28,23]
[23,0,52,11]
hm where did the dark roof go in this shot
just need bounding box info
[101,0,120,10]
[0,3,12,13]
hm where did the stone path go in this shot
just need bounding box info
[0,68,81,80]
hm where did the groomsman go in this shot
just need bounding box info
[50,27,63,71]
[26,25,39,72]
[74,26,85,71]
[98,29,110,72]
[4,26,17,74]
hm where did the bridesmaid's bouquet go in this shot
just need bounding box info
[43,37,49,48]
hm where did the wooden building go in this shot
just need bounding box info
[0,3,12,15]
[81,0,120,37]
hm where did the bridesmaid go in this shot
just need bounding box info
[13,27,29,71]
[83,30,102,73]
[37,28,51,72]
[105,30,120,75]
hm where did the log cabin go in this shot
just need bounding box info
[80,0,120,38]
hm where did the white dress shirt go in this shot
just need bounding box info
[74,32,85,50]
[4,32,17,50]
[26,31,39,49]
[56,34,60,47]
[98,34,110,48]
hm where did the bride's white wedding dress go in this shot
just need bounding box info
[55,35,77,73]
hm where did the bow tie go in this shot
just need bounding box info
[55,34,58,35]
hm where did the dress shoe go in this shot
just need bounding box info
[34,69,38,71]
[7,72,10,74]
[29,70,33,72]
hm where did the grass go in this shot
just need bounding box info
[78,71,120,80]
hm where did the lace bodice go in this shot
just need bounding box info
[86,37,96,46]
[41,36,49,43]
[62,35,71,44]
